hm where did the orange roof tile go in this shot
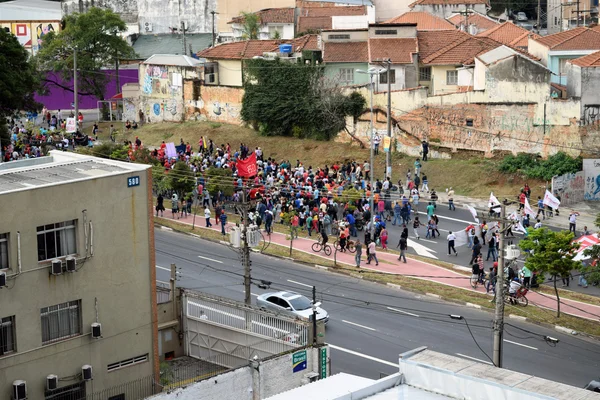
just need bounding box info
[228,8,295,25]
[323,41,368,62]
[422,35,499,65]
[368,38,417,64]
[476,22,533,48]
[417,30,470,60]
[532,27,600,50]
[510,31,540,48]
[410,0,488,6]
[297,16,332,33]
[447,12,500,32]
[383,11,455,30]
[569,50,600,67]
[197,35,319,60]
[302,5,366,17]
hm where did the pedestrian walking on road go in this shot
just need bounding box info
[469,237,482,265]
[398,236,407,263]
[204,206,212,227]
[366,240,379,266]
[171,193,179,219]
[220,212,228,235]
[355,241,363,267]
[413,217,422,240]
[156,194,165,217]
[447,231,458,256]
[486,233,497,261]
[569,211,579,234]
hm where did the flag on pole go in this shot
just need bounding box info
[466,205,480,223]
[489,192,501,213]
[236,152,258,178]
[515,220,528,234]
[524,197,536,218]
[508,211,519,221]
[543,190,561,209]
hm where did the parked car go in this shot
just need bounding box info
[516,11,528,21]
[257,291,329,324]
[585,379,600,392]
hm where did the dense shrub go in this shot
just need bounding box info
[498,152,582,181]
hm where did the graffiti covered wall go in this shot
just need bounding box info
[552,171,585,206]
[583,159,600,201]
[193,85,244,125]
[0,21,60,54]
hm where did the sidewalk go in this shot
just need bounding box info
[157,214,600,323]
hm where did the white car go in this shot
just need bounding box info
[256,291,329,324]
[516,12,528,21]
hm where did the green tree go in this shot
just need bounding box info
[581,213,600,286]
[205,167,235,197]
[519,228,581,317]
[240,12,260,40]
[35,8,135,105]
[0,28,40,140]
[168,162,195,198]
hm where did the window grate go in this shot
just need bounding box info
[0,233,8,270]
[107,354,149,372]
[0,316,15,355]
[374,29,397,35]
[41,300,81,345]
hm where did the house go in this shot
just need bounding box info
[528,27,600,85]
[477,21,540,50]
[447,10,500,34]
[197,35,320,87]
[224,8,295,41]
[566,51,600,125]
[417,30,499,94]
[408,0,489,19]
[0,151,157,399]
[138,54,203,122]
[368,23,419,91]
[0,0,61,55]
[382,11,456,30]
[321,29,370,86]
[297,4,375,33]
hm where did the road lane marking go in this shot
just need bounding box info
[198,255,223,264]
[328,344,397,367]
[342,320,376,331]
[504,339,538,350]
[387,306,420,317]
[417,211,472,225]
[455,353,493,365]
[156,265,170,271]
[241,291,259,297]
[406,238,438,259]
[287,279,313,288]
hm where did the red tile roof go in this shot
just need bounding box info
[323,41,368,62]
[410,0,488,7]
[368,38,417,64]
[297,16,332,33]
[447,12,500,32]
[228,8,295,25]
[417,30,470,60]
[302,5,366,17]
[421,35,500,65]
[569,50,600,67]
[476,22,534,48]
[197,35,319,60]
[532,27,600,50]
[383,11,455,30]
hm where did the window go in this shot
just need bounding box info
[0,316,15,356]
[45,382,85,400]
[466,118,474,127]
[559,58,570,75]
[379,70,396,84]
[374,29,397,35]
[37,220,77,261]
[268,25,284,38]
[446,70,458,85]
[328,34,350,40]
[0,233,8,270]
[419,67,432,81]
[108,354,149,372]
[338,68,354,83]
[41,300,81,344]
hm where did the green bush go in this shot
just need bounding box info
[498,152,582,181]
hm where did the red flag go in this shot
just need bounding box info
[236,152,258,178]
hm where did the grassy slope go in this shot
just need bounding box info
[96,120,545,199]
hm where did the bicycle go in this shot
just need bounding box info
[504,287,529,307]
[334,239,356,253]
[311,241,332,256]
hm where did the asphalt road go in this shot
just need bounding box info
[155,228,600,387]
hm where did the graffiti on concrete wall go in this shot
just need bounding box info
[142,65,181,98]
[552,171,584,206]
[123,99,137,121]
[153,103,161,116]
[582,105,600,126]
[583,159,600,201]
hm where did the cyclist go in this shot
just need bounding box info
[321,228,329,248]
[508,277,522,305]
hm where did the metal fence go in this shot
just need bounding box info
[157,280,171,304]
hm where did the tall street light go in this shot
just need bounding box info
[357,67,384,239]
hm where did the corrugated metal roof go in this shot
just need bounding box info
[0,0,61,21]
[133,34,212,60]
[142,54,204,67]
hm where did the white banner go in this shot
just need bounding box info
[543,189,561,209]
[466,205,480,223]
[65,117,77,133]
[524,197,536,218]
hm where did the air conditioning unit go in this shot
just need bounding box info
[65,256,76,272]
[91,323,102,339]
[0,271,6,288]
[82,365,93,381]
[144,22,153,32]
[12,380,27,400]
[46,375,58,391]
[51,259,62,276]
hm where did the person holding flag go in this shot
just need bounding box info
[543,189,561,217]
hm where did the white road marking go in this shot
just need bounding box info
[342,320,377,331]
[387,306,420,317]
[198,255,223,264]
[287,279,313,288]
[455,353,494,365]
[328,344,398,367]
[156,265,170,271]
[504,339,538,350]
[241,291,259,297]
[406,238,438,259]
[417,211,472,225]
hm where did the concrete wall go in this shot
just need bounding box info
[0,163,155,398]
[552,171,585,206]
[195,85,244,124]
[215,59,244,87]
[410,3,487,19]
[527,39,548,66]
[324,63,371,86]
[372,0,412,21]
[0,20,60,55]
[583,159,600,201]
[566,63,582,98]
[431,65,459,95]
[217,0,295,34]
[148,346,329,400]
[579,67,600,126]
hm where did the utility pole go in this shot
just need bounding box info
[576,0,580,26]
[369,73,375,239]
[492,203,507,368]
[73,48,78,131]
[537,0,541,32]
[211,11,217,47]
[181,21,187,56]
[242,188,252,305]
[312,286,317,345]
[385,59,392,180]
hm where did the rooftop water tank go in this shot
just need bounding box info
[279,44,292,54]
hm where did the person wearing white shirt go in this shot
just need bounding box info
[447,231,458,256]
[204,206,212,227]
[569,212,579,234]
[534,219,542,229]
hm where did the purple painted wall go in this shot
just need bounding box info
[36,69,139,110]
